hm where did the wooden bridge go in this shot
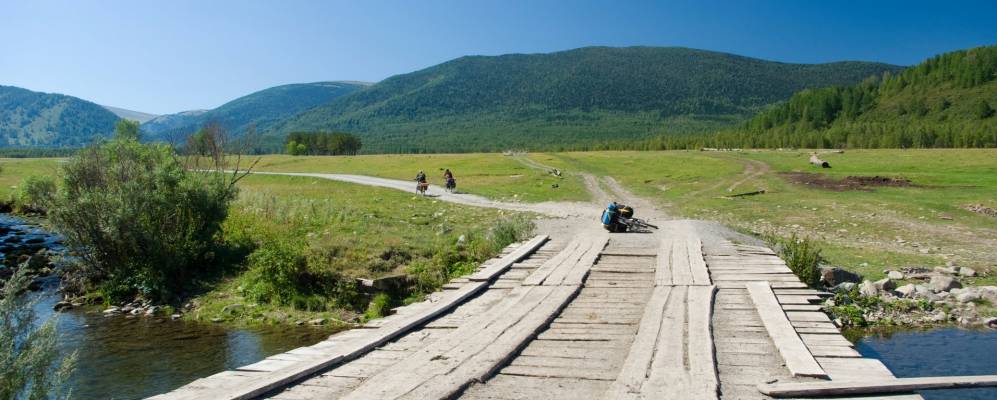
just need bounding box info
[151,225,923,400]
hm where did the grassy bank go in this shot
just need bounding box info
[537,149,997,284]
[187,173,535,325]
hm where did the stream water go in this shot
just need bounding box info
[3,214,332,399]
[853,327,997,400]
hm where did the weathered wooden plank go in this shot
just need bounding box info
[405,286,581,399]
[745,282,827,378]
[786,311,833,323]
[654,239,673,286]
[687,285,718,394]
[670,239,694,285]
[807,345,862,358]
[689,238,712,285]
[469,235,549,281]
[605,286,672,398]
[522,238,583,286]
[777,295,821,304]
[757,375,997,398]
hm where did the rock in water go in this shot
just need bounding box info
[53,301,73,312]
[929,275,962,293]
[820,267,862,287]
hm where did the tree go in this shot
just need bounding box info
[49,133,252,302]
[0,268,76,399]
[975,100,994,119]
[113,119,141,140]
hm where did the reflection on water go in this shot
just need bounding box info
[855,327,997,400]
[40,289,332,400]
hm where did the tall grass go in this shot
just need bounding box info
[776,234,823,288]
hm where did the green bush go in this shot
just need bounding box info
[15,175,56,213]
[363,293,393,321]
[240,239,308,305]
[777,234,822,288]
[0,268,76,400]
[49,136,238,302]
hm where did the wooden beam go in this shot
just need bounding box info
[745,281,827,378]
[758,375,997,398]
[469,235,549,281]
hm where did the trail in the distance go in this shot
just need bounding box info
[250,171,602,218]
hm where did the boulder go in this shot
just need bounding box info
[221,304,245,314]
[954,290,981,304]
[929,275,962,293]
[958,267,977,277]
[886,270,904,280]
[308,318,326,326]
[934,266,959,275]
[53,301,73,312]
[171,314,182,320]
[914,285,938,301]
[874,278,896,292]
[820,267,862,287]
[830,282,857,293]
[986,317,997,329]
[895,284,916,298]
[859,280,878,297]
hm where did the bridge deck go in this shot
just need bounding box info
[151,231,922,400]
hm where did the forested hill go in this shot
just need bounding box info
[693,45,997,149]
[0,85,121,147]
[142,81,369,141]
[276,47,902,152]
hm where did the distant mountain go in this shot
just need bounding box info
[141,109,209,139]
[102,105,158,123]
[0,85,120,147]
[276,47,904,152]
[142,81,369,140]
[725,45,997,148]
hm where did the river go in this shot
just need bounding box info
[854,327,997,400]
[3,214,332,399]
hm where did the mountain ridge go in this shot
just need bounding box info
[275,46,904,152]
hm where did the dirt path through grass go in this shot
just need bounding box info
[251,171,603,218]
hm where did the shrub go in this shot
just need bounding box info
[15,175,56,213]
[240,239,308,305]
[49,136,239,302]
[777,234,822,288]
[363,293,393,321]
[0,268,76,399]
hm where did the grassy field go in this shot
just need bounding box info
[0,158,63,201]
[536,149,997,284]
[3,149,994,310]
[187,173,536,325]
[248,154,588,203]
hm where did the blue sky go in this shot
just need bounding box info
[1,1,994,114]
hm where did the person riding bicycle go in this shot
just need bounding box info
[601,202,633,233]
[415,170,427,183]
[443,169,456,191]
